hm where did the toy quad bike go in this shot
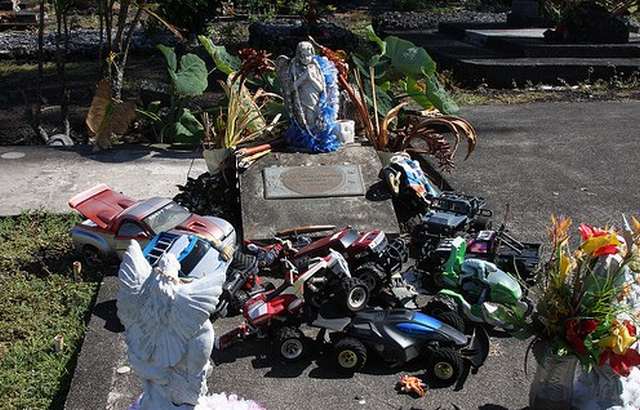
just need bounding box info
[422,237,533,332]
[216,250,370,361]
[247,227,409,296]
[309,307,489,389]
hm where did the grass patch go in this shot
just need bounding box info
[0,212,99,410]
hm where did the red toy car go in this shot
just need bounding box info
[68,184,236,267]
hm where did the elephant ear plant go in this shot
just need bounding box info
[152,44,210,144]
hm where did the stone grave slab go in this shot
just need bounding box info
[240,145,399,240]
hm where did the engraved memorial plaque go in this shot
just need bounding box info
[263,165,365,199]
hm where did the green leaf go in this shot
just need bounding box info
[425,76,459,114]
[362,78,394,118]
[171,109,204,144]
[174,54,208,97]
[157,44,177,73]
[405,76,433,109]
[198,35,240,75]
[383,36,436,78]
[365,25,386,54]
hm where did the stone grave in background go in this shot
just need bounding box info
[0,0,38,30]
[376,10,640,87]
[239,145,399,240]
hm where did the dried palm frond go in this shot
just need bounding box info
[86,79,136,150]
[392,114,477,172]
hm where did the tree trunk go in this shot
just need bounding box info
[113,1,144,99]
[35,0,45,134]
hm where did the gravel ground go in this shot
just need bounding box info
[373,10,507,32]
[0,27,177,60]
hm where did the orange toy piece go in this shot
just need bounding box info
[397,375,427,398]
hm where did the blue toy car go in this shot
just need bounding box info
[311,308,489,389]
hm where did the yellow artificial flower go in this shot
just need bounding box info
[598,321,637,355]
[557,251,572,285]
[580,232,621,256]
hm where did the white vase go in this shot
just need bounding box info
[335,120,355,144]
[203,148,230,175]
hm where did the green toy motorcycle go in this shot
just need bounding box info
[422,237,534,332]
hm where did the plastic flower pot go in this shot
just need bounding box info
[203,148,231,175]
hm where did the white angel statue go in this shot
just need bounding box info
[117,240,264,410]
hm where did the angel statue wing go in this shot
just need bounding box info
[116,240,226,371]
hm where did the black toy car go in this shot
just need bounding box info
[308,308,489,389]
[407,190,492,259]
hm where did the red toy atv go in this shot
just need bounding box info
[216,250,370,361]
[247,227,409,294]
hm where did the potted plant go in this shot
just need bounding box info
[200,46,282,174]
[521,215,640,409]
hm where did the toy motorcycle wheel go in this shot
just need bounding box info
[274,326,307,362]
[338,278,370,313]
[425,348,463,388]
[333,337,367,374]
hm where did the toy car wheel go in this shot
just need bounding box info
[262,281,276,292]
[472,216,492,231]
[333,337,367,374]
[274,326,307,362]
[354,263,384,293]
[81,245,103,268]
[432,310,465,333]
[338,277,370,313]
[425,347,464,388]
[228,290,249,316]
[422,300,465,333]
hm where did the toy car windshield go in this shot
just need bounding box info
[339,229,359,248]
[143,202,190,233]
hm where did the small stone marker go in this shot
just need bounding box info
[263,165,365,199]
[240,145,399,241]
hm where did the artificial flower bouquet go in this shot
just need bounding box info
[526,215,640,376]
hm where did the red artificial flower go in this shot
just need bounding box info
[578,224,621,256]
[565,318,599,356]
[579,224,609,241]
[599,349,640,377]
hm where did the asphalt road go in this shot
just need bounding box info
[63,101,640,410]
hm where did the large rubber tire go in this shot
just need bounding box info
[273,326,307,362]
[230,249,257,273]
[422,298,465,333]
[354,263,385,293]
[337,277,370,313]
[333,337,367,374]
[425,347,464,388]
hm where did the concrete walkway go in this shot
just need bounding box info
[0,145,207,216]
